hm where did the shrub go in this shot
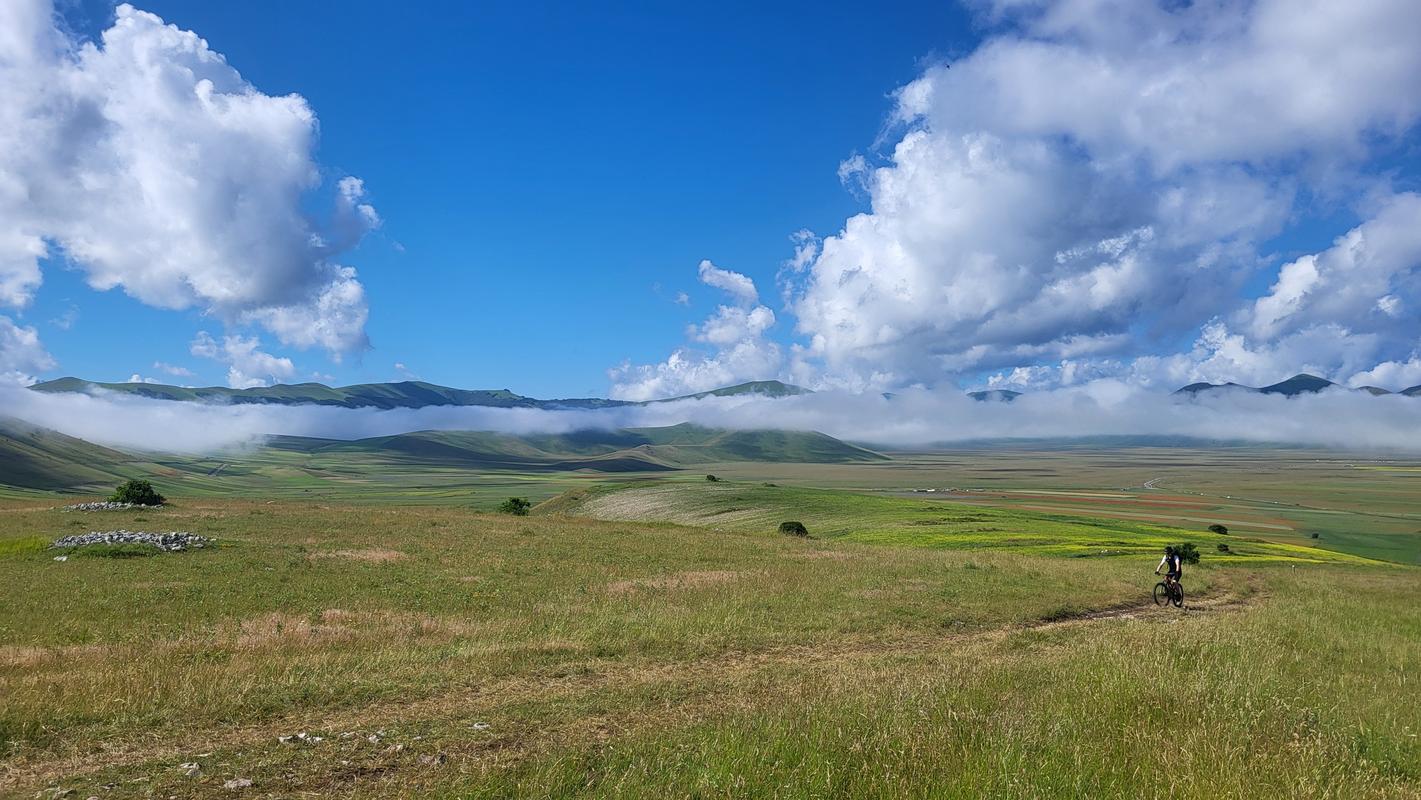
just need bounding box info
[498,497,531,516]
[109,479,165,506]
[1173,542,1201,565]
[778,521,809,537]
[706,475,720,482]
[1217,543,1231,553]
[1311,532,1320,539]
[1208,524,1229,535]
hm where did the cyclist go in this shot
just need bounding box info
[1154,545,1182,589]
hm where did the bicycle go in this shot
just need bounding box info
[1153,575,1184,608]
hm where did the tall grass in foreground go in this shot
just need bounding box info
[0,498,1414,798]
[457,568,1419,800]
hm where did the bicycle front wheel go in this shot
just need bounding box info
[1172,584,1185,608]
[1154,582,1169,606]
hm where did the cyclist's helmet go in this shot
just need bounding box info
[1164,545,1174,555]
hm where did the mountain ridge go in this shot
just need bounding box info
[1173,373,1421,397]
[28,377,812,410]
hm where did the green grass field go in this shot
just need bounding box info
[544,479,1376,565]
[1,475,1417,798]
[9,441,1419,565]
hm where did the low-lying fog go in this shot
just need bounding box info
[4,382,1421,453]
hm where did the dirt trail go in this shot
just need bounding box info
[0,583,1264,796]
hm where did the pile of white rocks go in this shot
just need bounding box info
[50,530,211,552]
[61,501,163,512]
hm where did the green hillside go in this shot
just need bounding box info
[0,417,135,490]
[269,423,884,471]
[667,380,812,401]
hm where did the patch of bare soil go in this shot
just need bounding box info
[307,548,407,563]
[607,570,743,594]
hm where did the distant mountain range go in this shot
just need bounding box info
[27,373,1421,415]
[28,377,811,410]
[1174,373,1421,398]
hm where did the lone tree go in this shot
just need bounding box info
[778,521,809,537]
[110,479,165,506]
[498,497,532,516]
[1172,542,1201,565]
[1208,524,1229,535]
[705,474,720,482]
[1217,542,1231,553]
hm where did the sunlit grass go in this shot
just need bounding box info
[0,491,1414,798]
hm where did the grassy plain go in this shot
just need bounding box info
[676,448,1421,565]
[1,478,1417,798]
[547,480,1373,565]
[8,443,1418,564]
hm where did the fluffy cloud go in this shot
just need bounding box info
[153,361,194,378]
[1244,194,1421,344]
[609,261,782,400]
[190,331,296,390]
[785,0,1421,392]
[696,259,759,306]
[0,1,378,361]
[0,316,54,386]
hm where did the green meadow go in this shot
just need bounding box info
[1,472,1417,798]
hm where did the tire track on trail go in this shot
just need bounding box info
[0,582,1265,795]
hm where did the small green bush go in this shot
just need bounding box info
[498,497,532,516]
[1173,542,1201,565]
[1217,543,1231,553]
[1311,532,1320,539]
[778,521,809,537]
[1208,524,1229,535]
[706,475,720,482]
[109,479,165,506]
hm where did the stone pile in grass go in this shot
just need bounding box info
[50,531,212,552]
[61,501,163,512]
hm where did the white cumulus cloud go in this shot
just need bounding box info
[610,261,783,400]
[190,331,296,390]
[782,0,1421,392]
[0,0,379,370]
[0,316,54,386]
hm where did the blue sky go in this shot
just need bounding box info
[5,0,1421,400]
[27,0,975,397]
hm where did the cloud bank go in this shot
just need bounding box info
[7,383,1421,454]
[621,0,1421,396]
[0,1,379,385]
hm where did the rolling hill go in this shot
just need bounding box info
[0,417,136,489]
[267,423,886,472]
[666,380,812,401]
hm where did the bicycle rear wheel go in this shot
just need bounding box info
[1153,582,1169,606]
